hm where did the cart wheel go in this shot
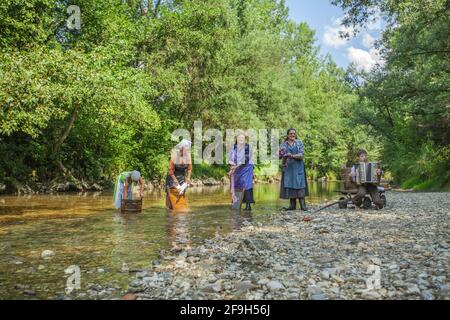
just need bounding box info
[380,194,387,207]
[338,197,348,209]
[362,197,372,209]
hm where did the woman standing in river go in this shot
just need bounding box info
[279,128,309,211]
[165,139,192,211]
[228,133,255,211]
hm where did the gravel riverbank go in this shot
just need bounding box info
[126,191,449,300]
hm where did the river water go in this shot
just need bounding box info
[0,182,342,299]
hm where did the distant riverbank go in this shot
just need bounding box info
[0,174,352,195]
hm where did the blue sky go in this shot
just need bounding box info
[284,0,384,71]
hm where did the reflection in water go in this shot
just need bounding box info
[167,213,192,251]
[229,210,253,230]
[0,182,342,299]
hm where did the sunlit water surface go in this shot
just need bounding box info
[0,182,342,299]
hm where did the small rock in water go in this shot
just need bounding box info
[41,250,55,258]
[14,284,30,290]
[97,268,105,273]
[23,290,36,296]
[38,265,45,271]
[136,271,149,279]
[121,263,130,273]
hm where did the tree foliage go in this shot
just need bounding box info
[333,0,450,190]
[0,0,377,186]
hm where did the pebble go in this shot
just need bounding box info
[235,281,258,292]
[266,281,284,291]
[406,284,421,295]
[202,284,222,293]
[41,250,55,258]
[420,291,434,300]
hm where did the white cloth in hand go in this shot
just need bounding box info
[177,182,188,194]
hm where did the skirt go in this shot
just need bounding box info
[242,188,255,204]
[113,177,133,209]
[280,187,306,199]
[166,187,188,211]
[279,172,306,199]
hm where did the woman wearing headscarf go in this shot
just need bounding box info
[165,139,193,211]
[228,133,255,211]
[279,128,309,211]
[113,170,144,209]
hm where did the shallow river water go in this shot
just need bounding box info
[0,182,342,299]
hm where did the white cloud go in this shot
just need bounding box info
[346,46,384,72]
[366,10,383,30]
[323,18,354,48]
[362,33,375,49]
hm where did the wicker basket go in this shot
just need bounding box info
[120,199,142,214]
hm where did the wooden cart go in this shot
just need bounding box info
[337,167,386,209]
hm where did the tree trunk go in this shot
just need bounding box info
[51,108,78,174]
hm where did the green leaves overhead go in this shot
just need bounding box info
[0,0,375,184]
[333,0,450,190]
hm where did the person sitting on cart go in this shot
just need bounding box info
[349,149,384,209]
[113,170,144,209]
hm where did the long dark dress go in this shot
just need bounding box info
[279,140,309,199]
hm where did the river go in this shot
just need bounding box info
[0,182,342,299]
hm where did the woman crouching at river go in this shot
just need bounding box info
[165,139,192,211]
[113,170,144,209]
[279,128,309,211]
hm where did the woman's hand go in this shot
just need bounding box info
[285,153,292,158]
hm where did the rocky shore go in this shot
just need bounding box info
[124,191,449,300]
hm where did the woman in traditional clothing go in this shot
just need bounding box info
[228,133,255,211]
[113,170,144,209]
[279,128,309,211]
[165,139,193,211]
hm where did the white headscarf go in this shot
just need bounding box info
[131,170,141,182]
[172,139,192,165]
[175,139,192,150]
